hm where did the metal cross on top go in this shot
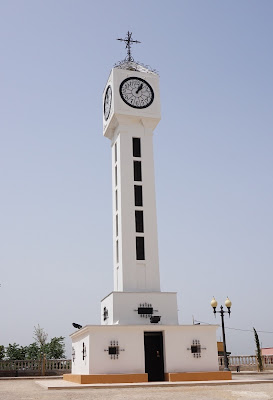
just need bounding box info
[117,31,141,62]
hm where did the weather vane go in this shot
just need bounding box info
[117,31,141,62]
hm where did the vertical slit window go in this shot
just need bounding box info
[114,142,117,163]
[135,211,144,233]
[134,161,142,181]
[133,138,141,157]
[136,237,145,260]
[134,185,143,206]
[115,190,118,211]
[116,240,119,263]
[115,166,118,187]
[116,214,118,237]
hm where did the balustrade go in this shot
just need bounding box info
[0,359,71,375]
[1,355,273,375]
[218,355,273,370]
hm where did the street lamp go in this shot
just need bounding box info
[211,296,232,371]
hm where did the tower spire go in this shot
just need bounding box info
[117,31,141,62]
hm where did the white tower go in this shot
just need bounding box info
[66,35,222,384]
[104,67,161,292]
[100,40,178,326]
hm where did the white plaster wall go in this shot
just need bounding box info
[164,326,219,372]
[101,292,178,325]
[110,122,161,292]
[89,327,145,374]
[71,332,90,375]
[140,124,160,291]
[70,325,219,375]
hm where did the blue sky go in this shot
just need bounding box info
[1,0,272,356]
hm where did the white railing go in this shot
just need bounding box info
[218,355,273,370]
[0,359,40,371]
[0,359,71,375]
[45,359,71,371]
[264,356,273,365]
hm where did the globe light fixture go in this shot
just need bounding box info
[211,296,232,371]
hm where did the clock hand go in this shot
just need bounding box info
[136,83,143,94]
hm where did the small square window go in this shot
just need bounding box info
[191,344,201,355]
[108,346,118,355]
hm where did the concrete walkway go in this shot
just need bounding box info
[1,377,273,400]
[34,373,273,390]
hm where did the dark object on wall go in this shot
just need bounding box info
[104,340,125,360]
[150,316,161,324]
[138,307,153,315]
[103,307,109,321]
[72,323,82,329]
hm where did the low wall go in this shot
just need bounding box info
[0,359,71,377]
[1,356,272,377]
[219,355,273,371]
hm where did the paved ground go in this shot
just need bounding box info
[1,375,273,400]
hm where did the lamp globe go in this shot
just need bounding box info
[225,297,232,308]
[211,297,218,308]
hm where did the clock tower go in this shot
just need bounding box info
[65,33,223,384]
[100,38,178,326]
[103,67,161,293]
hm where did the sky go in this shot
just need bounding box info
[1,0,273,357]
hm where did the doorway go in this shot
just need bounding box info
[144,332,164,381]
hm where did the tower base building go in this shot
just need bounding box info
[65,324,230,384]
[65,36,231,383]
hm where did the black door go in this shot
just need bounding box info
[144,332,164,382]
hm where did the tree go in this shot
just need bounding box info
[25,342,40,360]
[5,343,27,360]
[33,325,65,359]
[0,345,5,360]
[4,326,66,361]
[33,324,48,367]
[45,337,65,359]
[33,325,48,352]
[253,327,263,372]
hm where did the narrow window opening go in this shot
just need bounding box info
[134,161,142,181]
[115,190,118,211]
[134,185,143,206]
[114,142,117,163]
[136,237,145,260]
[116,240,119,263]
[115,165,118,187]
[133,137,141,157]
[116,214,118,237]
[135,210,144,233]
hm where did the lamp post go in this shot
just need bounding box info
[211,296,232,371]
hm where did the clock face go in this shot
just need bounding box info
[104,85,112,121]
[119,77,154,109]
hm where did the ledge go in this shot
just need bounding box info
[165,371,232,381]
[63,373,148,384]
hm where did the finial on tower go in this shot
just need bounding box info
[117,31,141,62]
